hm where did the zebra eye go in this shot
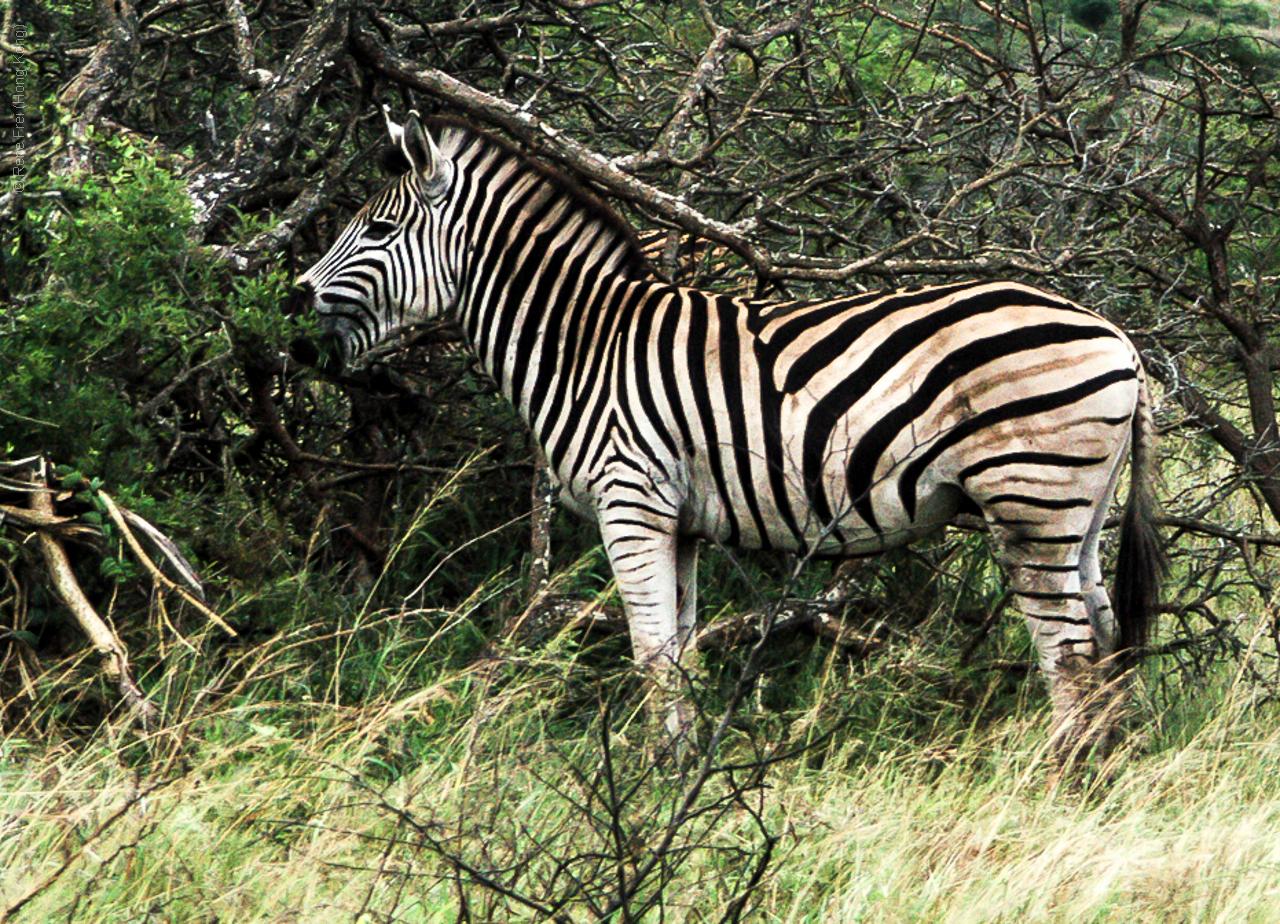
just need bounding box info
[364,220,399,242]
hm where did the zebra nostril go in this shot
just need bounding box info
[282,283,314,317]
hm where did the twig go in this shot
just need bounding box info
[1159,514,1280,547]
[696,600,888,656]
[97,492,236,637]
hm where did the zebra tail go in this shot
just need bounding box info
[1113,375,1164,663]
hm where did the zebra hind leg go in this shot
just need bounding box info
[1074,465,1146,756]
[986,517,1122,763]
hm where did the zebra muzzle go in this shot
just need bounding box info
[289,334,345,375]
[285,283,348,374]
[289,336,321,367]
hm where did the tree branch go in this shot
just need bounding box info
[349,26,777,279]
[56,0,140,171]
[188,0,353,234]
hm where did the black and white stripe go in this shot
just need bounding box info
[294,113,1161,748]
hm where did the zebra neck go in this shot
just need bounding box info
[455,224,653,430]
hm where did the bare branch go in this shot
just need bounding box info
[98,492,235,636]
[28,468,158,728]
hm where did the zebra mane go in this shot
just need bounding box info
[381,115,660,282]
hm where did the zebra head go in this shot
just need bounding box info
[290,109,458,373]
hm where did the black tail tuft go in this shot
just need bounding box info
[1113,376,1164,662]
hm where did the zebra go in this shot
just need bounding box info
[289,111,1162,754]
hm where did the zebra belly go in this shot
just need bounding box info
[670,442,962,556]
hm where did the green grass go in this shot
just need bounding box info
[3,604,1280,924]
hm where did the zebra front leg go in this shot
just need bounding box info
[670,538,701,737]
[598,511,696,745]
[676,538,699,656]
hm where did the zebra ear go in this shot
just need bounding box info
[402,111,451,194]
[381,104,406,149]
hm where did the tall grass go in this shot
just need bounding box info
[3,460,1276,922]
[3,593,1280,924]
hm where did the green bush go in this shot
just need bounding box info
[0,137,289,487]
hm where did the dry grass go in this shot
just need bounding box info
[2,620,1279,924]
